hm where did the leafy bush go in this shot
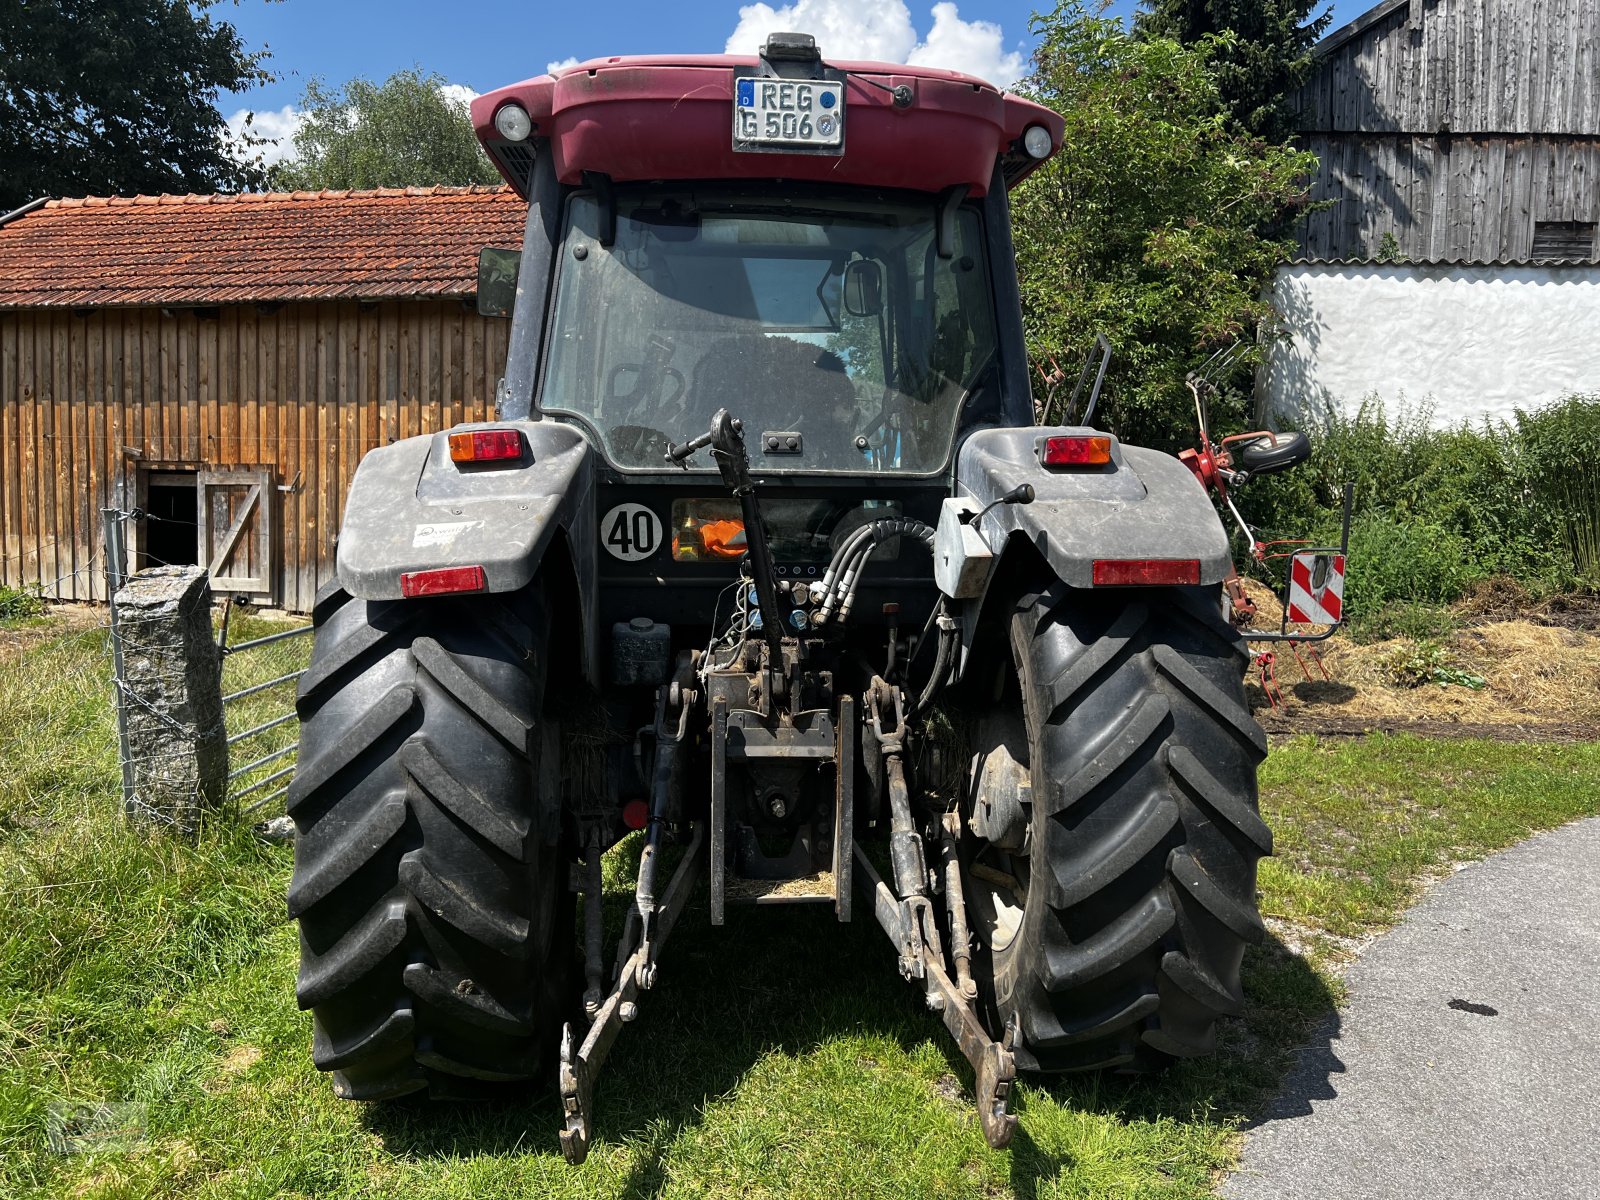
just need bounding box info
[1342,514,1479,611]
[0,585,45,622]
[1012,3,1318,449]
[1381,640,1486,690]
[1239,397,1598,613]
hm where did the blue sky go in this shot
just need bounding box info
[220,0,1375,161]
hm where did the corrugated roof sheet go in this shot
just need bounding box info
[0,186,525,310]
[1289,256,1599,267]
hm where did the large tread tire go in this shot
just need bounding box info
[288,579,572,1100]
[987,583,1271,1073]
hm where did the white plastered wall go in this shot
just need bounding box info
[1260,263,1600,427]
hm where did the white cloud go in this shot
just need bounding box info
[437,83,481,110]
[725,0,1027,87]
[547,56,582,74]
[907,3,1026,88]
[225,104,305,169]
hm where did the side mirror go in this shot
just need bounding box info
[843,259,884,317]
[476,246,522,318]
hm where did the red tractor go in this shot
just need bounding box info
[288,34,1284,1160]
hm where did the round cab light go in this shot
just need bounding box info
[494,102,533,142]
[1022,124,1053,159]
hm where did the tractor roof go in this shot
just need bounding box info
[470,53,1062,200]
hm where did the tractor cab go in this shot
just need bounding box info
[463,35,1063,637]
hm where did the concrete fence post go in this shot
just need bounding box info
[111,565,227,835]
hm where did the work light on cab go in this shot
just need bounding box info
[448,428,525,464]
[1023,124,1053,159]
[494,102,533,142]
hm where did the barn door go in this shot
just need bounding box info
[198,468,276,601]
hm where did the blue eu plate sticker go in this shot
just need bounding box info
[736,79,754,107]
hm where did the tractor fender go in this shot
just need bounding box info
[947,426,1232,689]
[336,419,598,672]
[954,425,1232,589]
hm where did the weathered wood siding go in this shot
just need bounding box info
[1295,0,1600,134]
[0,300,507,611]
[1293,0,1600,262]
[1299,133,1600,261]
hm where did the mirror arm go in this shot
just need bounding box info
[936,184,968,259]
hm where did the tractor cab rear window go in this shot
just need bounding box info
[539,189,998,473]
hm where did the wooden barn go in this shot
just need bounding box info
[0,185,522,612]
[1262,0,1600,425]
[1292,0,1600,263]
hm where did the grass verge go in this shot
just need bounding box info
[1,618,1597,1199]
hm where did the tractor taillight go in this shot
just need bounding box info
[448,429,524,463]
[400,565,488,597]
[1092,559,1201,587]
[1040,435,1112,467]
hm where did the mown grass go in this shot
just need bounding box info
[1,617,1597,1199]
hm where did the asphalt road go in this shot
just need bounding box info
[1223,817,1600,1200]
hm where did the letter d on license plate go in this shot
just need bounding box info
[733,76,844,152]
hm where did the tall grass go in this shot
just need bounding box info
[1243,394,1600,616]
[1515,397,1600,586]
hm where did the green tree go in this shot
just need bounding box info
[0,0,272,209]
[1013,3,1318,448]
[272,68,501,190]
[1136,0,1332,140]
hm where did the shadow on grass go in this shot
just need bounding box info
[363,905,1343,1199]
[361,898,950,1181]
[1007,932,1344,1199]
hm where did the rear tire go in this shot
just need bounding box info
[288,579,573,1099]
[969,583,1272,1072]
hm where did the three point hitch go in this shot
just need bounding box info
[556,674,1019,1162]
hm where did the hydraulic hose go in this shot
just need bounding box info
[836,520,935,622]
[907,601,958,719]
[817,518,935,625]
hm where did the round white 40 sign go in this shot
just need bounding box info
[600,503,663,562]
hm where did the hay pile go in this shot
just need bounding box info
[1236,579,1600,732]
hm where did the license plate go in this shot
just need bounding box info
[734,77,844,149]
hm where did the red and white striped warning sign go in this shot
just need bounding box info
[1286,552,1345,625]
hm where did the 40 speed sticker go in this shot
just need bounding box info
[600,503,663,562]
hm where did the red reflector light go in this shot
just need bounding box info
[1041,435,1112,466]
[621,799,650,830]
[448,429,524,463]
[400,565,487,597]
[1092,559,1201,587]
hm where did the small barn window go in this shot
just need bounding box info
[1531,221,1597,261]
[144,471,200,568]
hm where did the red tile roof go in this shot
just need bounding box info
[0,186,525,309]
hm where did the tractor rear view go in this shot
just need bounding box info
[287,33,1286,1159]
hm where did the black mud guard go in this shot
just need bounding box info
[335,419,599,673]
